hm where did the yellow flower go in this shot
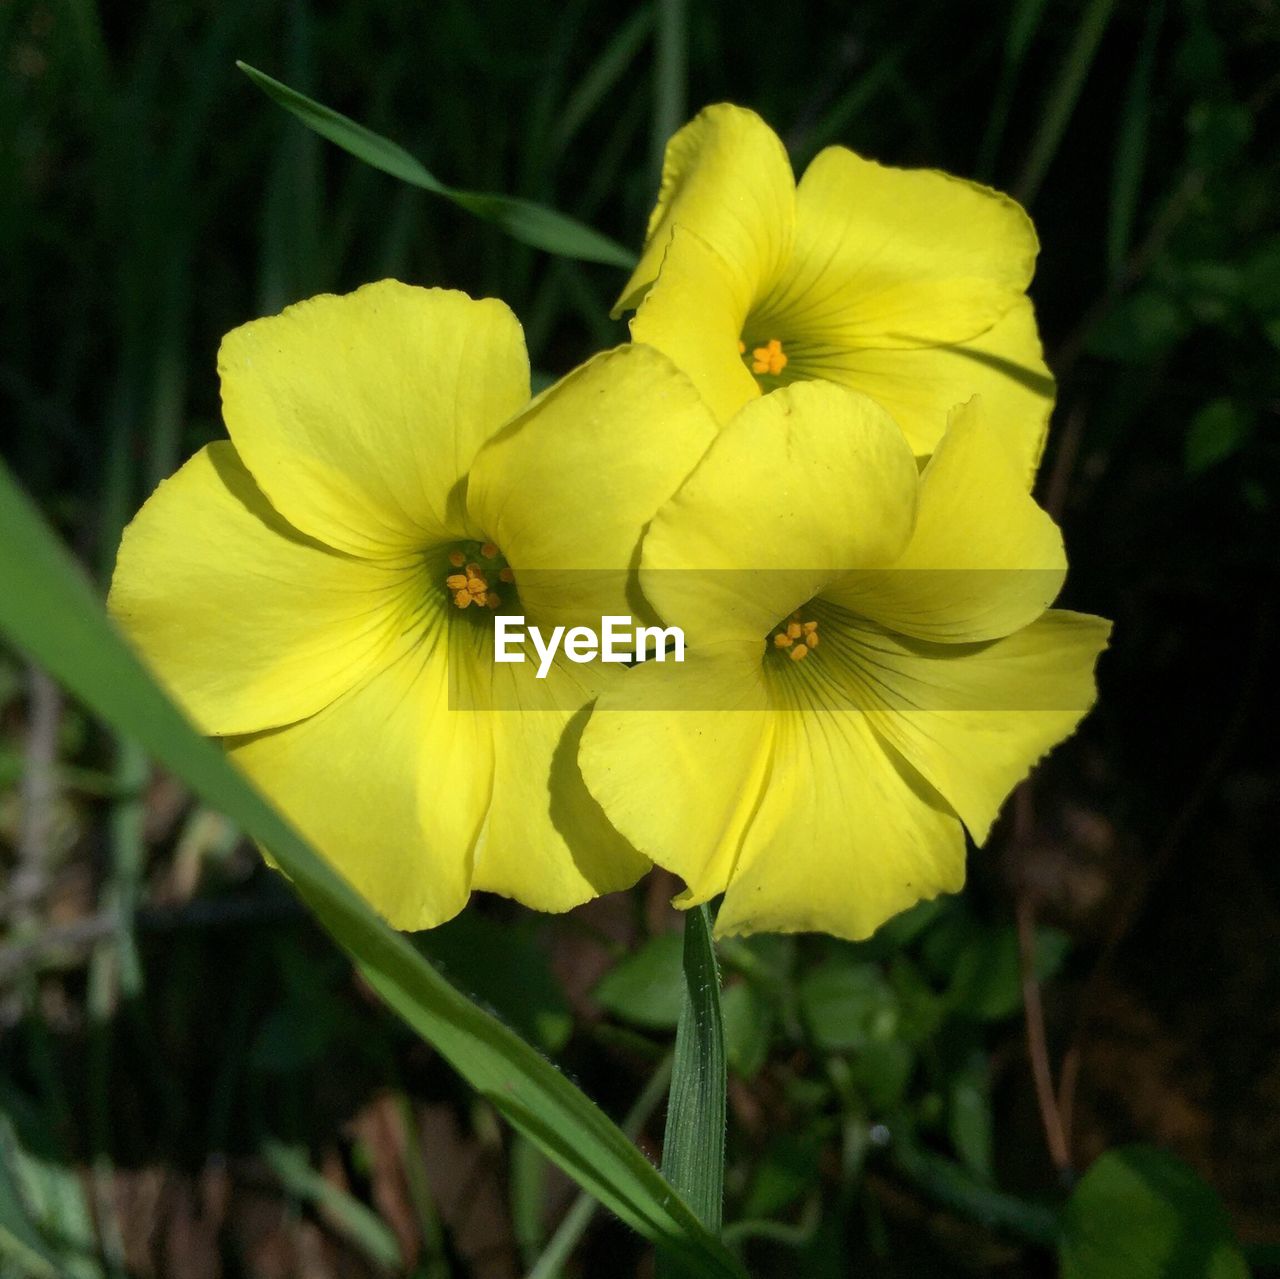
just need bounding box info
[578,383,1110,940]
[109,281,717,929]
[617,104,1054,482]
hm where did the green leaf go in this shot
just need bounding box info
[1186,100,1253,171]
[1088,290,1187,364]
[798,959,897,1052]
[0,459,744,1279]
[850,1037,915,1111]
[594,932,685,1030]
[1185,399,1254,475]
[740,1133,823,1221]
[661,906,727,1237]
[948,1055,995,1183]
[1060,1146,1251,1279]
[947,926,1070,1022]
[237,62,636,270]
[721,981,773,1080]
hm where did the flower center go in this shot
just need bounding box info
[738,336,789,378]
[442,540,513,612]
[769,610,820,662]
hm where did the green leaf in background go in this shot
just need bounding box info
[237,62,637,270]
[948,1054,996,1183]
[721,980,773,1080]
[945,925,1071,1022]
[594,931,686,1030]
[740,1133,823,1222]
[661,906,727,1241]
[798,958,897,1052]
[1185,398,1254,476]
[848,1037,915,1111]
[1087,290,1188,364]
[1060,1145,1251,1279]
[0,459,744,1279]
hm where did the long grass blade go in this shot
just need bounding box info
[1014,0,1119,204]
[650,0,688,183]
[0,459,745,1279]
[1107,0,1164,281]
[976,0,1051,180]
[238,62,636,270]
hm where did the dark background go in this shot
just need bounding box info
[2,1,1278,1275]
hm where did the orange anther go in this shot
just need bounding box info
[750,337,788,376]
[788,643,809,662]
[481,542,498,558]
[445,573,468,591]
[448,549,466,567]
[453,589,472,608]
[773,632,793,648]
[499,566,515,583]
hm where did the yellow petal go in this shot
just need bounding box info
[108,442,422,736]
[578,648,775,903]
[474,679,649,909]
[465,344,718,633]
[615,103,795,316]
[219,282,529,559]
[229,623,488,931]
[834,610,1111,843]
[825,297,1054,478]
[756,146,1035,350]
[629,227,761,424]
[713,707,966,940]
[639,381,919,645]
[581,646,966,940]
[827,398,1065,642]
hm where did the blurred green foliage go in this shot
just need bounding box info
[2,0,1279,1275]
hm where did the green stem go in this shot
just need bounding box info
[656,905,727,1276]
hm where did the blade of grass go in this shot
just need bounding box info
[976,0,1051,180]
[389,1091,451,1279]
[0,460,744,1279]
[1107,0,1164,281]
[527,1055,674,1279]
[263,1141,402,1271]
[789,9,935,164]
[0,1148,62,1279]
[657,905,726,1279]
[1014,0,1120,205]
[650,0,688,183]
[552,7,654,158]
[237,62,636,270]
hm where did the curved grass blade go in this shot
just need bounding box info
[0,460,744,1279]
[237,62,636,270]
